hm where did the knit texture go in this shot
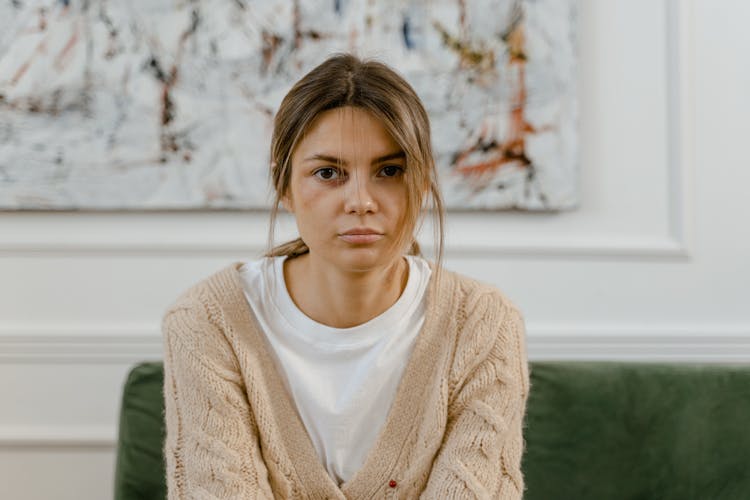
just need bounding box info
[162,261,530,499]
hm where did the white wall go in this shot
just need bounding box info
[1,1,748,498]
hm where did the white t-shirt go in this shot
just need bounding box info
[238,254,432,486]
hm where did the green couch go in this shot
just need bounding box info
[115,361,750,499]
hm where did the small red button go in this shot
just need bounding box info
[388,480,397,488]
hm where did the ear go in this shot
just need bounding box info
[281,192,294,213]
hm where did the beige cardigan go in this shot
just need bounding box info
[162,261,530,499]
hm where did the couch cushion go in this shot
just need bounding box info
[522,361,750,500]
[114,361,166,500]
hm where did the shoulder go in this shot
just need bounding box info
[164,262,245,316]
[161,261,246,352]
[434,267,526,393]
[434,265,523,321]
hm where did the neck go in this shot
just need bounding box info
[283,253,409,329]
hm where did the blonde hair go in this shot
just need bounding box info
[265,52,445,280]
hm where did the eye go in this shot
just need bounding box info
[379,165,404,177]
[313,167,343,181]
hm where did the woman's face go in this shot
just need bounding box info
[284,106,410,272]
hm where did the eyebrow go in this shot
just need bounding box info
[302,151,406,165]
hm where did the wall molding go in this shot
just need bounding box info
[0,425,116,448]
[0,325,162,364]
[0,2,693,260]
[665,0,695,259]
[530,324,750,363]
[1,321,747,364]
[0,222,692,259]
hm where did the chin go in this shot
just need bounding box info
[331,247,393,271]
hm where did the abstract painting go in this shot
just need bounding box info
[0,0,577,210]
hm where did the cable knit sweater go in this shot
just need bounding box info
[162,260,531,499]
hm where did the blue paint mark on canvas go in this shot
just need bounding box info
[402,15,413,49]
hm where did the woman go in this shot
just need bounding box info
[162,53,530,499]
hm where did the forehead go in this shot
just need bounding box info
[292,106,402,161]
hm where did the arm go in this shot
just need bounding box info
[162,303,275,500]
[420,298,531,499]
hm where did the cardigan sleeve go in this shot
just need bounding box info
[420,297,531,499]
[162,303,275,500]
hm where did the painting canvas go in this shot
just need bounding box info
[0,0,577,210]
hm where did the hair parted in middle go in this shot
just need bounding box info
[265,52,445,277]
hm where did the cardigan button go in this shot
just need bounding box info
[388,480,397,488]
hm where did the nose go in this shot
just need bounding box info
[343,169,377,215]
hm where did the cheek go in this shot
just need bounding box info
[292,182,334,235]
[294,181,328,212]
[384,186,409,215]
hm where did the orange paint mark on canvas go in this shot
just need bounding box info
[54,27,79,71]
[454,21,542,178]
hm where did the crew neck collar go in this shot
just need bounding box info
[266,255,429,349]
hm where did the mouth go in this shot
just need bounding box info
[338,228,384,244]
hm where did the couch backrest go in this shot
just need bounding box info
[114,362,166,500]
[115,361,750,499]
[522,361,750,500]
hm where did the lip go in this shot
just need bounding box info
[339,227,383,244]
[340,227,382,236]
